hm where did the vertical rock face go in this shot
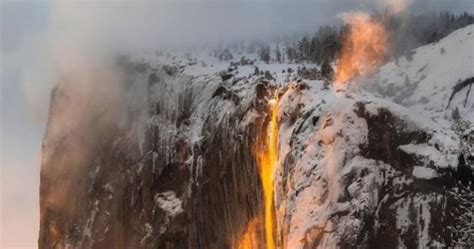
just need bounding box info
[39,63,269,249]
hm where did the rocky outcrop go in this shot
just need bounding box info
[273,84,473,249]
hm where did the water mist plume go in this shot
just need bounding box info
[334,12,390,84]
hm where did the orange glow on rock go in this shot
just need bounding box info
[236,217,261,249]
[335,13,389,84]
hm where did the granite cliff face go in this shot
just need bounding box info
[39,26,473,249]
[39,62,272,249]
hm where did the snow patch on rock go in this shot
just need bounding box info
[155,191,183,217]
[412,166,437,179]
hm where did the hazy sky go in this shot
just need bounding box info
[1,0,472,248]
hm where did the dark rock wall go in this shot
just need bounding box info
[39,67,268,249]
[355,103,473,248]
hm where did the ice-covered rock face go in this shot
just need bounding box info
[39,25,473,249]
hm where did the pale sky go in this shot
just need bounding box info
[1,0,472,248]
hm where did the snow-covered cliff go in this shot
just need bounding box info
[273,24,473,248]
[39,25,473,249]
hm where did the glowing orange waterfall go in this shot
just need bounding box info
[258,97,280,249]
[236,95,280,249]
